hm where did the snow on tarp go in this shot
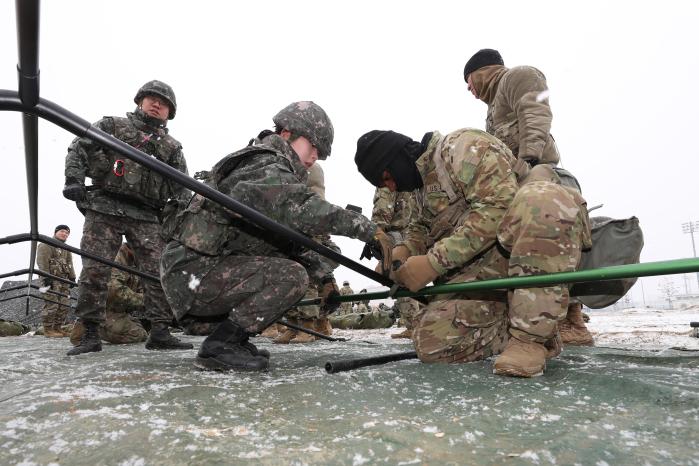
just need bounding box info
[0,307,698,465]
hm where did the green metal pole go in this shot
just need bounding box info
[299,257,699,306]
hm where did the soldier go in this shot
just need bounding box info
[355,128,590,377]
[371,187,422,339]
[338,280,355,316]
[0,319,31,337]
[355,289,371,313]
[70,242,148,345]
[63,80,192,355]
[463,49,594,345]
[160,101,392,371]
[35,225,76,337]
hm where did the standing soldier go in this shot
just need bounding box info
[63,80,192,355]
[355,128,590,377]
[463,48,594,345]
[338,280,355,316]
[36,225,75,337]
[371,187,422,339]
[160,101,392,371]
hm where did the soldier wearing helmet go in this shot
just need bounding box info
[159,101,393,372]
[62,79,192,356]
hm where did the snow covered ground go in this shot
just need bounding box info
[588,306,699,350]
[0,307,697,465]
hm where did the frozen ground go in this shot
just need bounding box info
[1,307,698,465]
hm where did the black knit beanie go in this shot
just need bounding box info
[54,224,70,233]
[355,130,424,191]
[463,49,504,81]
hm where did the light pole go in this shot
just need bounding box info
[682,220,699,290]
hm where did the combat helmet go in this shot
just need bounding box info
[134,80,177,120]
[273,101,334,159]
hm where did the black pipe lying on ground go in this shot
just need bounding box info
[325,351,418,373]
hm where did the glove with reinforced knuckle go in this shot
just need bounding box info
[394,255,440,292]
[62,179,87,202]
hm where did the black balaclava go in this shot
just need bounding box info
[355,130,426,191]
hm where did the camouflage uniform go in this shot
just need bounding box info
[338,283,355,315]
[36,241,75,331]
[160,132,376,335]
[64,108,188,326]
[371,187,422,334]
[497,166,592,344]
[70,244,149,345]
[401,129,518,363]
[329,308,395,329]
[0,320,31,337]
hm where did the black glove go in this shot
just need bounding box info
[62,182,86,201]
[41,277,53,288]
[319,277,341,314]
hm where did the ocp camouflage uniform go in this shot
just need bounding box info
[103,243,148,343]
[0,319,31,337]
[160,132,376,335]
[402,129,517,363]
[497,167,592,344]
[338,284,355,315]
[371,187,422,335]
[65,108,188,326]
[36,241,75,332]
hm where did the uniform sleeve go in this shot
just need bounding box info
[502,67,552,162]
[108,268,144,309]
[426,149,518,275]
[36,243,51,273]
[221,159,377,243]
[370,187,396,230]
[169,148,191,201]
[401,206,430,256]
[64,118,113,183]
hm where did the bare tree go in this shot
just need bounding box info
[657,278,679,309]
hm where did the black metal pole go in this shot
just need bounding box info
[0,233,158,282]
[325,351,418,373]
[276,318,348,342]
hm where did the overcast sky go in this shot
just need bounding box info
[1,0,698,307]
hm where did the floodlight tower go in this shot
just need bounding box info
[682,221,699,289]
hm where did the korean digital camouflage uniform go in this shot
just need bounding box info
[70,243,148,345]
[338,282,355,316]
[371,186,422,338]
[64,96,188,332]
[36,241,75,336]
[160,119,377,367]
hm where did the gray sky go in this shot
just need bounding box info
[1,0,698,306]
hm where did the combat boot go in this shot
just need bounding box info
[44,325,64,338]
[145,322,194,350]
[391,327,413,339]
[493,337,547,378]
[242,339,271,359]
[314,317,333,336]
[260,323,281,339]
[290,319,317,343]
[66,321,102,356]
[273,319,298,344]
[194,319,269,372]
[559,303,594,346]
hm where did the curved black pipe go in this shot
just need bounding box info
[325,351,418,373]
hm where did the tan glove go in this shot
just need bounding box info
[371,228,395,276]
[375,244,411,275]
[512,158,531,181]
[394,255,440,292]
